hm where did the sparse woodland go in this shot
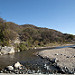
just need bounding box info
[0,18,75,51]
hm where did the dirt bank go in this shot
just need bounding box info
[38,47,75,74]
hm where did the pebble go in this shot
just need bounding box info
[32,70,36,73]
[66,56,70,58]
[64,55,66,56]
[52,58,59,63]
[37,69,40,73]
[60,54,62,55]
[44,63,47,67]
[0,70,3,73]
[73,56,75,58]
[19,71,22,74]
[46,66,50,70]
[0,59,73,74]
[55,53,58,56]
[18,66,22,69]
[9,71,12,73]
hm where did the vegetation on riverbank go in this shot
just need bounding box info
[0,18,75,51]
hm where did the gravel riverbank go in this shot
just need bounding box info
[38,47,75,74]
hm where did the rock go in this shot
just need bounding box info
[66,56,70,58]
[44,63,47,67]
[0,52,1,55]
[60,54,62,55]
[34,47,36,49]
[13,37,20,44]
[19,71,22,74]
[73,56,75,58]
[7,66,14,71]
[46,66,50,70]
[55,58,58,63]
[51,58,59,63]
[4,69,7,72]
[32,70,35,73]
[15,71,19,74]
[64,55,66,56]
[37,69,41,73]
[27,69,32,74]
[18,49,20,52]
[14,62,22,68]
[55,53,58,56]
[1,46,15,54]
[0,46,2,50]
[9,71,12,73]
[61,66,70,73]
[0,70,3,73]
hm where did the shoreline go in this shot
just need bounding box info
[32,43,74,49]
[0,43,74,55]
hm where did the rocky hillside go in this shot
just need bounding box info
[0,18,75,51]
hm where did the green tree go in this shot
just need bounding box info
[19,42,27,51]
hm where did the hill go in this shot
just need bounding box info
[0,18,75,51]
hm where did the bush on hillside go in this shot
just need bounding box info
[19,42,28,51]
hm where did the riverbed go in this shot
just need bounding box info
[38,46,75,74]
[0,45,75,74]
[0,49,60,74]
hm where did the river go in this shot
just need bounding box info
[0,45,75,73]
[0,49,40,69]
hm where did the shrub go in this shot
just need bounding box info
[19,43,28,51]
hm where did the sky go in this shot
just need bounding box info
[0,0,75,34]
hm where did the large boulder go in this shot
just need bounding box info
[1,46,15,54]
[14,62,22,68]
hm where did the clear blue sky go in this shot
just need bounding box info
[0,0,75,34]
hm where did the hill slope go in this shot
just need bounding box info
[0,18,75,51]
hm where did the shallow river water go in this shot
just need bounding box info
[0,49,40,69]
